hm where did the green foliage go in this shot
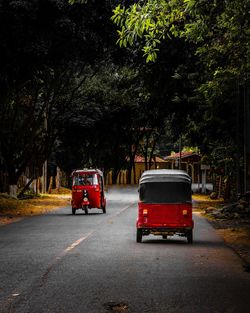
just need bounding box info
[188,0,249,82]
[182,146,199,153]
[111,0,185,62]
[68,0,88,4]
[112,0,249,80]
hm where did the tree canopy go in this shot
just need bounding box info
[111,0,249,192]
[0,0,249,196]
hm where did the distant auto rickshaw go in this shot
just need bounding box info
[71,169,106,215]
[136,169,194,243]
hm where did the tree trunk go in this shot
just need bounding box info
[7,166,19,198]
[223,176,231,200]
[133,161,136,184]
[42,160,47,193]
[142,132,151,171]
[17,176,34,198]
[112,169,119,185]
[9,185,18,199]
[37,177,41,194]
[128,152,135,184]
[48,176,53,194]
[127,167,132,184]
[56,167,61,192]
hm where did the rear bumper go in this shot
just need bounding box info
[137,226,193,236]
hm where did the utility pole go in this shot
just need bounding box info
[42,104,48,194]
[236,79,241,194]
[244,74,250,192]
[42,161,47,194]
[179,135,182,170]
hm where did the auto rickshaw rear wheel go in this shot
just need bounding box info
[102,205,106,214]
[136,229,142,243]
[187,230,193,244]
[72,208,76,215]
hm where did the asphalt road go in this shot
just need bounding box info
[0,186,250,313]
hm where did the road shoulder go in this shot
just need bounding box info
[193,195,250,271]
[0,192,71,226]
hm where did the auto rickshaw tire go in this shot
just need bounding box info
[162,235,167,239]
[136,229,142,243]
[72,208,76,215]
[84,206,89,215]
[102,206,106,214]
[187,230,193,244]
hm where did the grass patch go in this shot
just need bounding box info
[192,193,224,211]
[50,187,71,195]
[0,191,71,219]
[217,227,250,247]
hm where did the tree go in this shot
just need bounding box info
[0,0,118,196]
[56,61,151,183]
[112,0,250,195]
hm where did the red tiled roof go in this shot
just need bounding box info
[165,152,200,160]
[134,155,166,163]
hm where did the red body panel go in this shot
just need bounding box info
[137,202,193,230]
[71,185,101,209]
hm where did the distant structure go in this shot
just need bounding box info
[106,155,166,185]
[164,151,201,183]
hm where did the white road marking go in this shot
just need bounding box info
[41,202,135,285]
[63,232,93,254]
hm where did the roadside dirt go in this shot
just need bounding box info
[193,194,250,269]
[0,189,71,226]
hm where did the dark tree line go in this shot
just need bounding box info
[1,0,249,198]
[0,0,118,195]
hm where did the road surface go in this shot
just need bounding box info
[0,186,249,313]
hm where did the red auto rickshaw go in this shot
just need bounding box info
[71,169,106,215]
[136,169,193,243]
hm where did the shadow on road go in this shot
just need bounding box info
[48,212,104,217]
[142,239,187,245]
[140,238,225,248]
